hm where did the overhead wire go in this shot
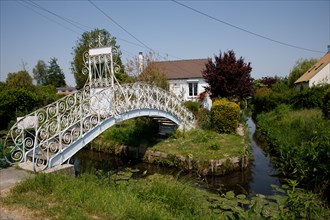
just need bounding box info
[88,0,152,51]
[87,0,207,75]
[22,0,147,50]
[24,0,87,33]
[18,0,81,35]
[17,0,213,76]
[171,0,325,54]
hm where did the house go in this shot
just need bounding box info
[294,51,330,88]
[152,59,209,101]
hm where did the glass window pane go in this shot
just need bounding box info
[194,83,198,96]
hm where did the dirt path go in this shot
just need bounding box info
[0,166,35,220]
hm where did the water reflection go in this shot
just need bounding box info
[247,117,280,195]
[72,117,280,196]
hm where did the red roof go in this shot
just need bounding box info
[152,59,208,80]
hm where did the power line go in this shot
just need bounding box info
[87,0,198,72]
[21,0,147,50]
[19,0,209,76]
[88,0,152,50]
[171,0,325,54]
[25,0,87,33]
[18,1,81,35]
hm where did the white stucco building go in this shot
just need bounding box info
[294,51,330,88]
[152,59,209,101]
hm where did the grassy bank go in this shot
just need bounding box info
[151,129,244,161]
[146,128,247,175]
[89,124,247,176]
[1,172,329,219]
[86,117,248,176]
[0,173,217,220]
[256,105,330,196]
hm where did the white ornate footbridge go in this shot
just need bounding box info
[3,41,195,172]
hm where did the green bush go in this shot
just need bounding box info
[256,106,330,196]
[322,88,330,119]
[0,88,39,130]
[291,86,326,109]
[253,87,292,115]
[102,117,159,147]
[211,98,240,134]
[197,108,212,130]
[183,100,199,116]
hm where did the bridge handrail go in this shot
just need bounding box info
[3,82,195,170]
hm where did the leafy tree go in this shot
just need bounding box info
[129,51,169,90]
[6,70,33,90]
[202,50,253,100]
[137,62,169,90]
[260,76,281,88]
[71,29,124,89]
[288,58,317,87]
[322,87,330,119]
[0,82,7,90]
[0,89,38,130]
[47,57,66,87]
[33,60,48,85]
[34,85,60,106]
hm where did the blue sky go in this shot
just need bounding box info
[1,0,329,87]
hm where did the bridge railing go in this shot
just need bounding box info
[3,82,195,171]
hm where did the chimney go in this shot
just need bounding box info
[138,52,144,75]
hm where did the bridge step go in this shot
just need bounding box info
[18,161,44,172]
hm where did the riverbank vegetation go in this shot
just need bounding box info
[1,172,329,219]
[90,118,245,160]
[256,106,330,198]
[253,75,330,202]
[88,118,247,176]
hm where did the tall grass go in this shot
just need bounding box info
[2,173,217,220]
[2,172,329,219]
[256,105,330,195]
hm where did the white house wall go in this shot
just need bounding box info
[168,78,208,101]
[309,63,330,87]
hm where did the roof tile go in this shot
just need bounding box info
[152,59,209,79]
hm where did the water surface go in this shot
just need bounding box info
[73,117,280,196]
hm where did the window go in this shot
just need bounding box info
[188,82,198,97]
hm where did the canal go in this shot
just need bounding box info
[73,117,280,196]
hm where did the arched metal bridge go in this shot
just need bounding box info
[3,41,195,172]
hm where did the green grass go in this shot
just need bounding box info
[2,172,329,220]
[256,105,330,194]
[151,128,245,161]
[1,173,218,220]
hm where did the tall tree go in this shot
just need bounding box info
[71,29,124,89]
[6,70,33,90]
[126,50,168,90]
[288,58,317,87]
[260,76,281,88]
[202,50,253,100]
[33,60,48,85]
[138,62,169,90]
[0,89,38,130]
[47,58,66,87]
